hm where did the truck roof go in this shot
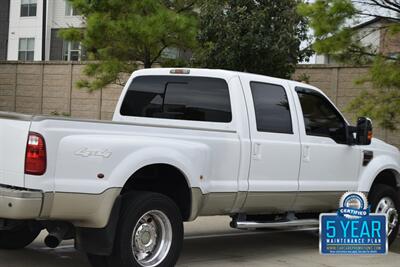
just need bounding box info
[132,68,323,95]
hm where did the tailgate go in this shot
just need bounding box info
[0,113,32,187]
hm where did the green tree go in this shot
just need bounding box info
[298,0,400,130]
[61,0,198,91]
[196,0,312,79]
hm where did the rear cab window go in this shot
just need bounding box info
[120,76,232,123]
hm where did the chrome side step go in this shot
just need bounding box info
[232,219,319,229]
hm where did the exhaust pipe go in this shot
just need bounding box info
[44,225,69,248]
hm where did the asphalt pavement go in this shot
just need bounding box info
[0,216,399,267]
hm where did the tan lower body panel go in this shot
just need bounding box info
[291,191,345,212]
[38,188,344,228]
[41,188,121,228]
[241,192,297,214]
[189,189,346,219]
[242,191,345,214]
[189,188,242,219]
[198,192,237,216]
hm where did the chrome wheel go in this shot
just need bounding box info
[131,210,172,267]
[375,197,399,236]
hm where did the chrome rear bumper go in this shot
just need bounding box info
[0,184,121,228]
[0,185,43,220]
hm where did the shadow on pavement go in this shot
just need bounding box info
[0,230,399,267]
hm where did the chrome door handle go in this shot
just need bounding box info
[303,145,311,162]
[253,143,261,160]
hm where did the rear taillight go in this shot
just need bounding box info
[25,132,46,175]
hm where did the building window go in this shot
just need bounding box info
[18,38,35,61]
[63,41,81,61]
[65,1,79,16]
[21,0,37,17]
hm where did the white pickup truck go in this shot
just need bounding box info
[0,68,399,267]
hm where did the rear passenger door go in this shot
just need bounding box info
[240,75,301,214]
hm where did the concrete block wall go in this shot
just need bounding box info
[0,64,16,111]
[42,64,71,116]
[0,62,399,148]
[0,61,124,121]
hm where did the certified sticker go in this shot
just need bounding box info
[320,192,387,255]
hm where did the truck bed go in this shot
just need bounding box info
[0,111,241,196]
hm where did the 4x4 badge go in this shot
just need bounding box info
[74,148,112,158]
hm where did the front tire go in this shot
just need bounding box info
[102,191,183,267]
[0,222,41,250]
[369,184,400,246]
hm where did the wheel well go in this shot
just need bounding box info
[371,169,400,191]
[121,164,191,221]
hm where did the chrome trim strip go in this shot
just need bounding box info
[234,219,319,229]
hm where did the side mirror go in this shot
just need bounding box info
[356,117,373,145]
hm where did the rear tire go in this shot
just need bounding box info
[0,222,41,250]
[369,184,400,246]
[88,191,183,267]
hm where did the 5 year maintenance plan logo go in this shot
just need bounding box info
[320,192,388,255]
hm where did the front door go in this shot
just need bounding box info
[292,86,361,211]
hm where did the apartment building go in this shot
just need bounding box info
[315,18,400,64]
[0,0,84,61]
[0,0,190,62]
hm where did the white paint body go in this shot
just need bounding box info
[0,68,399,216]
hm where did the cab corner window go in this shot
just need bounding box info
[296,88,347,144]
[120,76,232,123]
[250,82,293,134]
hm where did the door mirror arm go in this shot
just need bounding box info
[346,125,357,146]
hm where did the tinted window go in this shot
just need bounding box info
[120,76,232,123]
[250,82,293,134]
[296,88,347,143]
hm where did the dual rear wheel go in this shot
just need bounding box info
[88,191,183,267]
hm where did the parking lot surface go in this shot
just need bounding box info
[0,216,399,267]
